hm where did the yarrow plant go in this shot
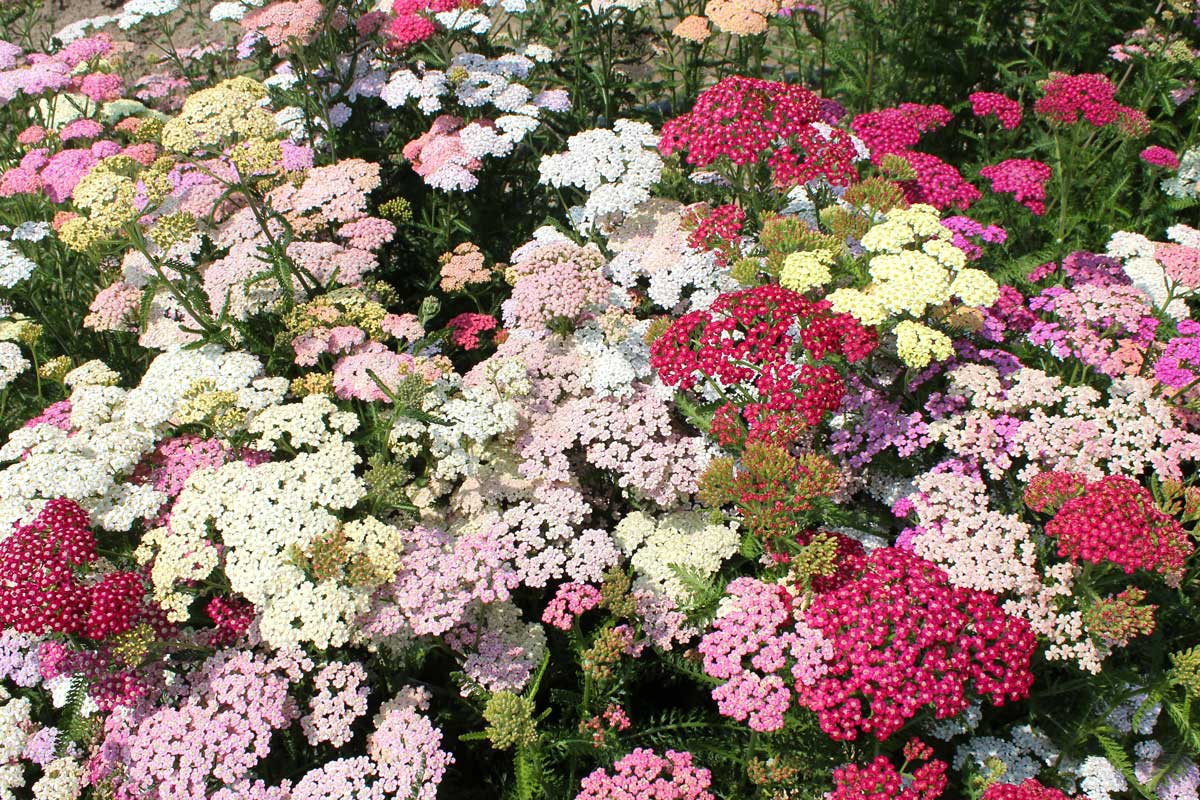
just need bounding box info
[0,1,1196,799]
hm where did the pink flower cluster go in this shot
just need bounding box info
[1156,319,1200,391]
[798,548,1036,741]
[542,582,602,630]
[387,0,475,49]
[1045,475,1194,577]
[403,115,483,192]
[241,0,326,53]
[501,241,612,330]
[851,104,980,209]
[367,523,518,638]
[979,159,1052,214]
[1034,72,1147,134]
[0,34,113,106]
[575,748,716,800]
[301,661,370,747]
[99,649,310,799]
[447,312,498,350]
[1027,283,1159,377]
[941,215,1007,260]
[698,577,831,732]
[1141,145,1180,168]
[659,75,860,188]
[970,91,1023,129]
[84,281,144,332]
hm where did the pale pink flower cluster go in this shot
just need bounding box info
[301,661,371,747]
[365,522,518,638]
[403,115,483,192]
[928,365,1200,482]
[84,281,143,332]
[698,577,831,732]
[502,240,612,330]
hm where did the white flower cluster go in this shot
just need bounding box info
[573,313,655,397]
[613,510,739,607]
[605,198,737,310]
[30,757,83,800]
[539,120,664,233]
[1078,756,1129,800]
[483,0,536,12]
[435,7,491,34]
[1106,229,1193,319]
[52,15,119,45]
[0,240,36,288]
[1162,147,1200,199]
[0,343,28,392]
[420,360,526,488]
[582,0,652,17]
[382,51,568,116]
[117,0,181,30]
[145,396,378,649]
[4,222,51,242]
[0,689,31,800]
[0,347,264,533]
[954,725,1058,786]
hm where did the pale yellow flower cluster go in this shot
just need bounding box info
[779,248,834,292]
[160,76,277,153]
[826,204,999,368]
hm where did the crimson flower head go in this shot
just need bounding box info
[660,75,860,188]
[798,547,1036,742]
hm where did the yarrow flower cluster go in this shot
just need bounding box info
[660,76,861,188]
[0,7,1197,799]
[699,577,831,732]
[798,548,1036,741]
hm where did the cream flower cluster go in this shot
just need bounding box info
[779,248,834,292]
[143,396,378,649]
[613,510,739,607]
[827,204,999,368]
[0,347,265,533]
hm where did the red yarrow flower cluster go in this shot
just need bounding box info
[1023,471,1086,514]
[206,595,256,645]
[979,159,1053,215]
[1140,145,1180,168]
[1044,475,1194,578]
[901,151,982,210]
[829,739,948,800]
[1033,73,1144,131]
[659,76,860,188]
[387,0,474,49]
[970,92,1023,130]
[685,203,745,266]
[851,105,979,210]
[0,499,148,640]
[651,285,877,427]
[852,104,952,159]
[797,547,1036,742]
[982,780,1079,800]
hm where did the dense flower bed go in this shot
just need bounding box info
[0,0,1197,798]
